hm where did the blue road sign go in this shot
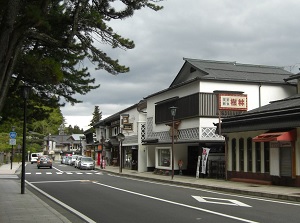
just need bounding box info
[9,131,17,139]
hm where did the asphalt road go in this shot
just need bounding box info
[24,162,300,223]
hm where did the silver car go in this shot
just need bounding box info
[74,156,83,168]
[61,156,67,164]
[66,156,72,165]
[79,157,95,170]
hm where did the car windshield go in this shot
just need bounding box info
[81,157,93,161]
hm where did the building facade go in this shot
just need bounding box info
[220,77,300,187]
[93,59,296,178]
[93,101,147,171]
[142,59,296,177]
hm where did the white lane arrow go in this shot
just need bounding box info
[192,196,251,207]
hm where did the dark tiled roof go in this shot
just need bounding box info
[246,94,300,114]
[185,58,295,84]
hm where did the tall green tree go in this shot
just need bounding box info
[90,105,102,127]
[65,124,84,134]
[0,0,163,119]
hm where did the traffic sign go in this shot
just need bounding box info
[9,139,16,145]
[9,131,17,139]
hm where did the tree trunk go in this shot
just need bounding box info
[0,0,22,113]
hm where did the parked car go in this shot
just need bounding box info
[79,157,95,170]
[70,155,79,166]
[66,156,72,165]
[31,152,43,164]
[74,156,83,168]
[37,156,52,169]
[61,156,67,164]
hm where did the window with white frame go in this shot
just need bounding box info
[112,127,119,136]
[157,147,171,167]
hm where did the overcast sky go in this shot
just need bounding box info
[61,0,300,130]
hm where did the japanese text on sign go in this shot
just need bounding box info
[219,94,247,111]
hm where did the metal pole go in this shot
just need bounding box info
[21,97,27,194]
[11,145,13,169]
[171,116,174,180]
[119,141,122,173]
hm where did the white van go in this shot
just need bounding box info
[31,153,43,164]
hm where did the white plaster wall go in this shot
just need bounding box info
[121,107,140,137]
[146,81,200,133]
[260,85,295,107]
[270,147,280,176]
[199,81,296,110]
[178,117,199,129]
[138,145,147,172]
[147,146,155,167]
[200,117,219,127]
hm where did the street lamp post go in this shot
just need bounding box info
[21,85,30,194]
[101,135,105,168]
[116,133,125,173]
[169,106,177,180]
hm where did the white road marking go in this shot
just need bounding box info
[26,180,96,223]
[52,166,64,173]
[25,172,101,175]
[93,181,258,223]
[192,196,251,207]
[109,174,300,206]
[30,180,89,184]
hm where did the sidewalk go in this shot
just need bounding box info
[96,164,300,202]
[0,162,71,223]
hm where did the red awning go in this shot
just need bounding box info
[252,130,296,142]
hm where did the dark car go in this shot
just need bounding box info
[37,156,53,169]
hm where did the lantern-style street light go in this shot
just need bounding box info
[21,85,30,194]
[169,106,177,180]
[116,133,125,173]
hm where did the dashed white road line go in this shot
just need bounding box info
[25,172,103,175]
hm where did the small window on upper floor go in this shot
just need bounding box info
[112,127,119,136]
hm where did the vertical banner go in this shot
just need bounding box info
[196,155,201,178]
[201,148,210,174]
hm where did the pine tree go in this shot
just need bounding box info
[0,0,163,116]
[90,106,102,127]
